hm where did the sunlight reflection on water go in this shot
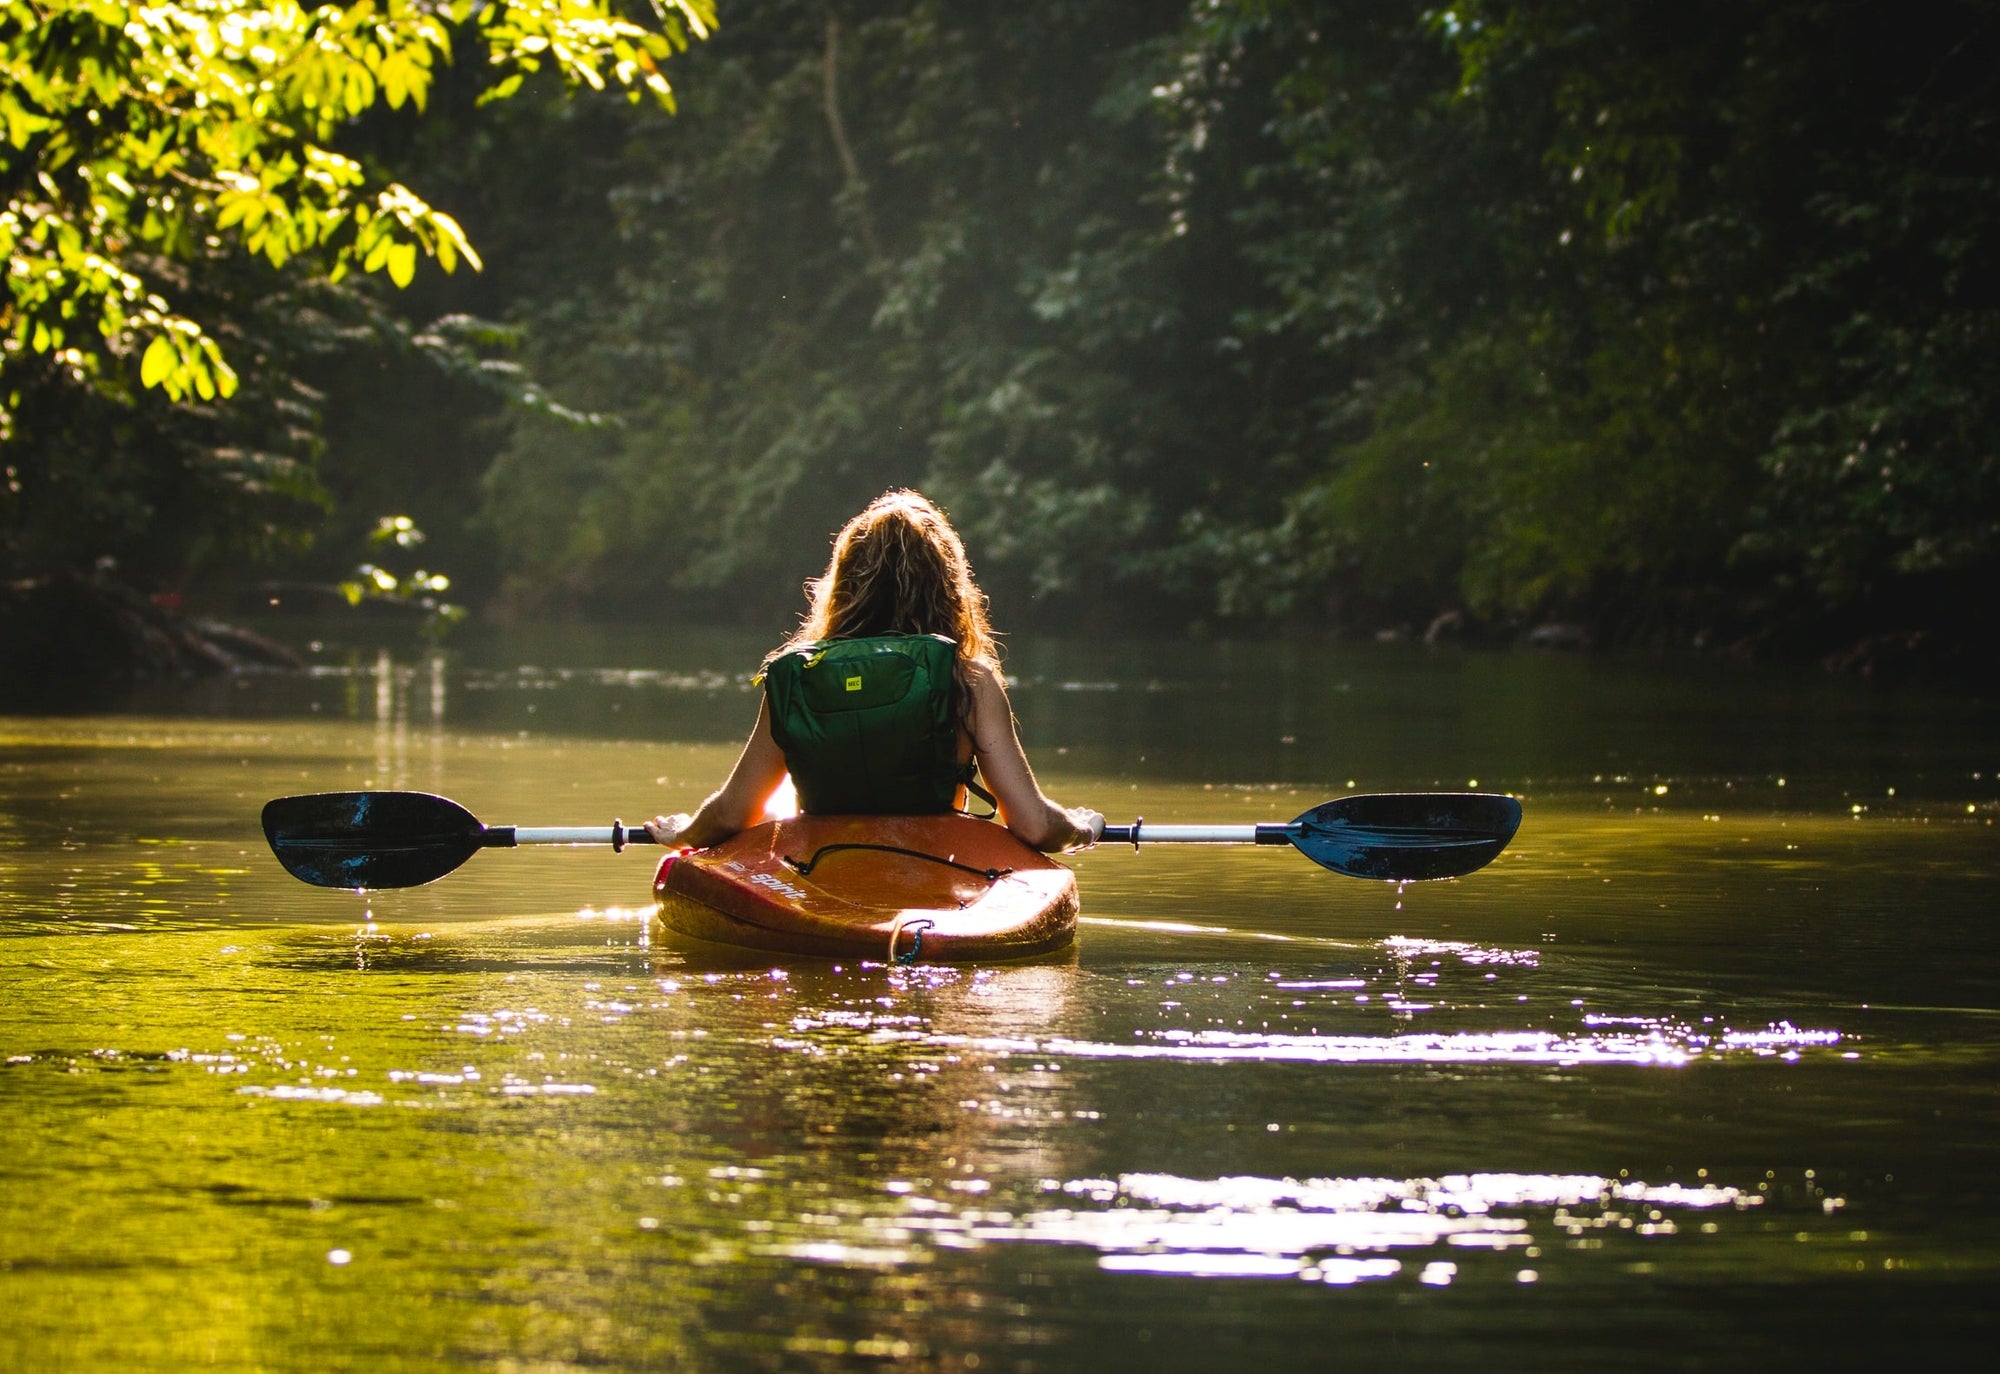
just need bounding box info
[908,1023,1842,1066]
[757,1168,1768,1285]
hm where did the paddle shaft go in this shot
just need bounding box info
[1100,823,1290,846]
[495,823,658,849]
[507,822,1290,848]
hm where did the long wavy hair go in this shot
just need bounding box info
[777,490,1000,672]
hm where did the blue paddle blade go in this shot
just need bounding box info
[1287,793,1522,880]
[262,791,489,890]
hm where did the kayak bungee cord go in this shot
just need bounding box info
[784,841,1014,882]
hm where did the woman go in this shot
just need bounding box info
[646,490,1104,852]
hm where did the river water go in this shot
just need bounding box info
[2,622,1996,1369]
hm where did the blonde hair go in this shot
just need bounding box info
[779,490,999,669]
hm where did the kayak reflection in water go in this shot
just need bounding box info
[646,490,1105,854]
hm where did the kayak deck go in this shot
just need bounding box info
[652,813,1078,963]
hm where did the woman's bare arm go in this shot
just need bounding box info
[965,661,1103,852]
[646,698,789,849]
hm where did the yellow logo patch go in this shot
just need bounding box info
[845,675,864,692]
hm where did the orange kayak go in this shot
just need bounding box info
[652,813,1078,963]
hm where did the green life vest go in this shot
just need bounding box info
[762,634,973,815]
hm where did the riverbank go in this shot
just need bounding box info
[0,575,302,709]
[4,572,1992,710]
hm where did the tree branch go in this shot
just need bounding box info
[821,10,884,267]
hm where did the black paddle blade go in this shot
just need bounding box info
[262,791,488,890]
[1287,793,1522,881]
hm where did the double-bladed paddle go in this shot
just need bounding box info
[1098,792,1522,882]
[261,790,1521,891]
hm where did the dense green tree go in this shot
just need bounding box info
[472,1,1201,622]
[0,0,713,586]
[1246,0,2000,648]
[12,0,1995,670]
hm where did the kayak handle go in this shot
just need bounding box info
[888,916,935,965]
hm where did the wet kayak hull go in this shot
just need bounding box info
[652,814,1078,963]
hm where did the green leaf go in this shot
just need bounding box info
[3,97,53,147]
[140,335,175,388]
[386,240,417,288]
[479,73,526,105]
[431,211,482,272]
[382,52,410,110]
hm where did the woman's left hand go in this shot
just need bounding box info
[1064,807,1106,851]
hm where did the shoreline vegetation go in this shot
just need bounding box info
[4,3,1995,689]
[0,573,1983,713]
[0,576,302,708]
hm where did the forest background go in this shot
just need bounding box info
[5,0,1997,681]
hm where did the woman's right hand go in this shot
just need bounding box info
[646,813,695,848]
